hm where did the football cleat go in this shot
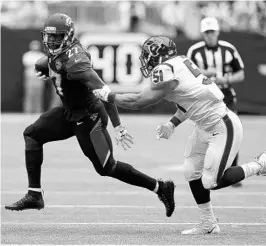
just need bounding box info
[181,220,221,235]
[157,180,175,217]
[5,191,44,211]
[254,151,266,176]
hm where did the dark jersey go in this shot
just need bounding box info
[48,39,101,121]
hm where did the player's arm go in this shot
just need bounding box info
[68,68,121,127]
[108,82,175,110]
[94,64,178,110]
[68,68,133,149]
[156,107,186,140]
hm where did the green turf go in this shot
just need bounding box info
[1,114,266,245]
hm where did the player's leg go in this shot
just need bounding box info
[182,127,219,235]
[75,107,175,217]
[223,88,240,175]
[201,111,243,190]
[5,107,75,211]
[214,109,266,183]
[201,110,266,188]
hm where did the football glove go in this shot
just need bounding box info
[93,85,111,102]
[35,71,50,81]
[115,125,134,150]
[156,122,175,140]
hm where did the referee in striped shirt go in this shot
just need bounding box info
[187,17,245,187]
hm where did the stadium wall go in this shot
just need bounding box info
[1,27,266,114]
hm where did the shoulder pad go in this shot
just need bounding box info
[150,63,175,89]
[64,44,92,73]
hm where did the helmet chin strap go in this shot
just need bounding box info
[49,47,62,56]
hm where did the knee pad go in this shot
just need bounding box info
[202,173,217,190]
[23,125,42,151]
[183,163,195,181]
[183,159,202,182]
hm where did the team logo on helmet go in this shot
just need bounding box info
[139,36,177,78]
[145,39,163,57]
[65,17,73,27]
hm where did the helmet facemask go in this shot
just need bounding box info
[42,27,74,56]
[139,50,162,78]
[139,36,177,78]
[139,40,164,78]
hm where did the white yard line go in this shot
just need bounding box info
[1,204,266,209]
[2,222,266,226]
[2,190,266,196]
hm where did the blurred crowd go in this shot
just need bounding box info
[1,1,49,29]
[1,1,266,38]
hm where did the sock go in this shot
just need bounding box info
[213,166,245,190]
[241,161,262,178]
[198,201,216,223]
[112,161,157,192]
[189,178,210,204]
[189,179,215,224]
[231,153,239,167]
[28,188,42,192]
[25,149,43,188]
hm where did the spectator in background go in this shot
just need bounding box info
[187,17,245,187]
[161,1,201,40]
[22,40,45,113]
[118,1,146,33]
[129,1,146,32]
[1,0,48,29]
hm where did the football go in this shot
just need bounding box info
[35,56,49,77]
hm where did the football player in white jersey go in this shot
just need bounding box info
[93,36,266,235]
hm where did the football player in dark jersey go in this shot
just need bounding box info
[5,13,175,217]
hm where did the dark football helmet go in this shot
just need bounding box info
[139,36,177,78]
[42,13,75,56]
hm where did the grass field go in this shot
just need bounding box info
[1,113,266,245]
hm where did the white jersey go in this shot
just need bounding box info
[150,56,227,130]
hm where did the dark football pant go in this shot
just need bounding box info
[221,87,238,167]
[24,106,116,175]
[23,106,157,191]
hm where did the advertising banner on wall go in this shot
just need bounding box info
[79,32,150,93]
[1,28,266,114]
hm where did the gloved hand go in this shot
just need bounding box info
[156,122,175,140]
[115,125,134,150]
[93,85,111,102]
[35,71,50,81]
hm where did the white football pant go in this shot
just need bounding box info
[183,110,243,189]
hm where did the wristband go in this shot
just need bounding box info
[170,116,181,127]
[107,92,116,103]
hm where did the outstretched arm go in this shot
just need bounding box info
[93,63,179,110]
[110,85,166,110]
[100,79,178,110]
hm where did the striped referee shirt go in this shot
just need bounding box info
[186,40,244,78]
